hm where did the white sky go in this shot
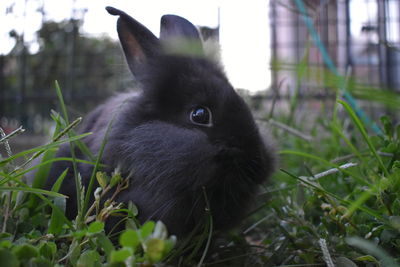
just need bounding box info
[349,0,399,42]
[0,0,271,92]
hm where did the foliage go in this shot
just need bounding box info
[242,77,400,266]
[3,3,400,264]
[0,84,176,266]
[3,75,400,267]
[2,18,130,132]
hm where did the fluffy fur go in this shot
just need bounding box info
[45,7,275,236]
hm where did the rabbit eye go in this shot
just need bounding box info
[190,106,212,127]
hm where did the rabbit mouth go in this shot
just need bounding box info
[213,145,267,186]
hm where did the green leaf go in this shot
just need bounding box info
[48,196,67,235]
[12,244,39,260]
[106,262,126,267]
[119,229,139,249]
[88,221,105,234]
[0,248,19,267]
[389,216,400,230]
[0,240,12,249]
[68,240,81,266]
[110,172,122,188]
[77,250,101,267]
[125,218,138,230]
[110,247,132,263]
[31,257,53,267]
[128,201,138,217]
[380,229,398,243]
[140,221,155,240]
[96,233,115,257]
[39,242,57,260]
[0,233,13,243]
[72,230,87,239]
[96,172,108,189]
[335,257,358,267]
[354,255,380,263]
[164,237,176,256]
[381,116,393,137]
[145,238,165,263]
[346,237,398,267]
[48,169,69,235]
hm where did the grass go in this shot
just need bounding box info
[255,88,400,266]
[4,2,400,265]
[0,83,177,267]
[2,77,400,266]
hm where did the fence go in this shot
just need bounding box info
[270,0,400,104]
[0,16,132,134]
[1,0,400,136]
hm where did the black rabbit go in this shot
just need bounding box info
[45,6,275,237]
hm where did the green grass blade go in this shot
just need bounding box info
[82,100,128,219]
[12,157,100,180]
[55,81,70,123]
[29,111,65,192]
[31,147,57,189]
[51,111,95,162]
[51,168,69,193]
[343,184,378,219]
[197,189,213,267]
[48,169,69,234]
[346,237,399,267]
[279,149,371,186]
[0,186,65,198]
[331,122,364,161]
[338,100,390,177]
[55,81,82,227]
[0,133,91,166]
[37,192,73,230]
[48,196,67,235]
[280,169,385,222]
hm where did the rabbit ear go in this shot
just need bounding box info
[106,6,160,74]
[160,15,204,56]
[160,15,201,40]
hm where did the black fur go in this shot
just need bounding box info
[45,7,275,237]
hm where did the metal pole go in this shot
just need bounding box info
[0,55,4,118]
[270,0,278,90]
[377,0,388,87]
[345,0,352,68]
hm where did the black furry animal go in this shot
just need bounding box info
[45,6,275,236]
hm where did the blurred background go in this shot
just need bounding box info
[1,0,400,150]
